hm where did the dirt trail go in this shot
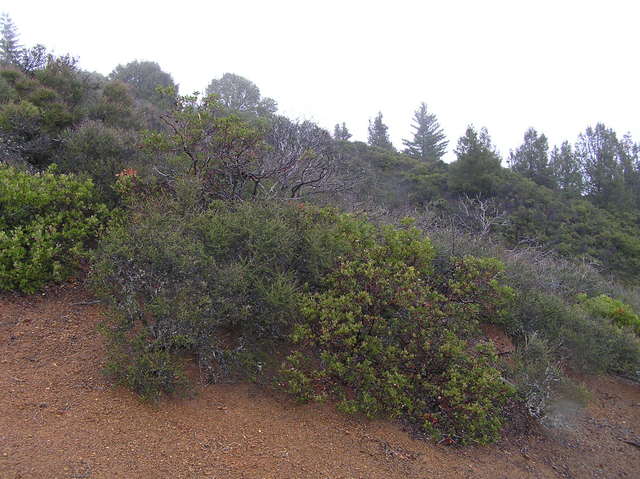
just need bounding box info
[1,284,639,479]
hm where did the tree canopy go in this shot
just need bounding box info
[368,111,393,150]
[402,102,447,163]
[205,73,277,116]
[109,60,176,107]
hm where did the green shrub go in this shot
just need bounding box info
[90,193,374,398]
[57,120,142,203]
[93,195,516,443]
[577,293,640,335]
[282,225,515,444]
[0,164,108,293]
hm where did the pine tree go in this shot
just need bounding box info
[448,126,502,196]
[368,112,393,150]
[333,122,352,141]
[549,141,583,196]
[402,102,447,162]
[575,123,628,209]
[0,13,21,66]
[508,128,554,188]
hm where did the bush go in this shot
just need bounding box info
[282,225,515,444]
[92,194,516,443]
[0,164,108,293]
[57,120,142,203]
[577,293,640,335]
[90,192,373,396]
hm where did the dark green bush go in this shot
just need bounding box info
[91,192,373,394]
[282,225,515,444]
[0,164,108,292]
[92,193,516,443]
[57,120,142,203]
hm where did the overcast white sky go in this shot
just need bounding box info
[4,0,639,161]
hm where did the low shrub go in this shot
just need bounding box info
[577,293,640,335]
[0,164,108,292]
[92,193,516,443]
[56,120,142,204]
[282,226,515,444]
[91,192,374,395]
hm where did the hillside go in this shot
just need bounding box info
[2,284,640,479]
[2,12,640,478]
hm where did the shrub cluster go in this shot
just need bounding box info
[92,191,515,443]
[0,164,108,293]
[283,226,514,444]
[414,216,640,391]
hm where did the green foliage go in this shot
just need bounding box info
[0,13,21,66]
[577,293,640,335]
[93,196,516,443]
[448,126,502,196]
[283,225,515,444]
[368,112,393,150]
[0,164,108,292]
[333,122,351,141]
[423,222,640,380]
[205,72,277,116]
[508,128,554,188]
[57,119,142,203]
[90,195,372,396]
[109,60,175,109]
[402,102,448,163]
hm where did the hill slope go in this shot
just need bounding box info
[1,284,639,479]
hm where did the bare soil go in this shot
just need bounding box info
[1,283,639,478]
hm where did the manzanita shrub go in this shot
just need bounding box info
[282,224,515,445]
[0,164,108,292]
[92,188,516,443]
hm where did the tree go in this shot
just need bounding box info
[402,102,447,162]
[508,128,554,188]
[575,123,629,209]
[549,141,583,196]
[333,122,351,141]
[205,73,277,116]
[448,126,503,196]
[368,112,393,150]
[0,13,21,66]
[262,116,339,198]
[110,60,176,107]
[18,44,48,73]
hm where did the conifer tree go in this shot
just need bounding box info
[448,126,502,196]
[549,141,583,195]
[509,128,554,188]
[575,123,628,209]
[402,102,447,162]
[333,122,352,141]
[367,112,393,150]
[0,13,22,66]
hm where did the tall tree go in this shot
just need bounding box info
[333,122,351,141]
[402,102,447,162]
[206,73,277,116]
[448,126,502,196]
[508,128,554,188]
[368,112,393,150]
[0,13,21,66]
[110,60,176,107]
[575,123,629,209]
[549,141,583,196]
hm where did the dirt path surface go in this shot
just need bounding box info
[1,284,639,479]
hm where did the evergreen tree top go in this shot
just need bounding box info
[402,102,448,162]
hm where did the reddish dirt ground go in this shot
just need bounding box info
[1,284,639,479]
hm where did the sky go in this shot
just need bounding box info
[4,0,640,161]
